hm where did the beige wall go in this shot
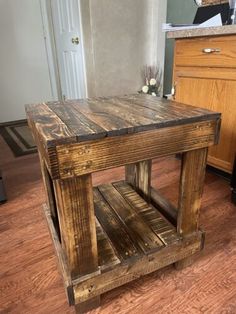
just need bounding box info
[0,0,53,123]
[0,0,167,123]
[81,0,167,97]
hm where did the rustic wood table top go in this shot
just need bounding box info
[26,94,220,148]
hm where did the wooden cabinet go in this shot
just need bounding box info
[173,35,236,173]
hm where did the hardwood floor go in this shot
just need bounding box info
[0,134,236,314]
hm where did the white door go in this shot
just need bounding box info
[51,0,87,100]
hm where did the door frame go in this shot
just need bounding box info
[39,0,88,100]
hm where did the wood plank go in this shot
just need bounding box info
[47,101,107,141]
[93,188,141,261]
[125,160,152,201]
[73,231,203,303]
[54,175,99,279]
[56,119,219,179]
[98,184,164,253]
[113,181,179,245]
[25,103,76,147]
[67,98,136,135]
[116,94,221,124]
[70,95,220,137]
[177,148,208,235]
[96,218,120,270]
[42,204,74,306]
[175,148,208,269]
[150,187,178,226]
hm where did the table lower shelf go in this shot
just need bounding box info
[43,180,204,306]
[94,181,180,271]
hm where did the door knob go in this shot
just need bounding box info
[71,37,79,45]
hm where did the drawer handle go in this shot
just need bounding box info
[202,48,221,54]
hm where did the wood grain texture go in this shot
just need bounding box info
[175,35,236,69]
[25,103,76,147]
[1,134,236,314]
[173,35,236,173]
[113,181,178,245]
[54,175,99,279]
[97,184,164,254]
[95,219,120,270]
[174,72,236,173]
[177,148,208,235]
[26,95,220,147]
[125,160,152,201]
[73,232,203,303]
[43,204,74,305]
[56,120,219,179]
[93,187,141,261]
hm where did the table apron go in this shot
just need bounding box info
[48,119,220,179]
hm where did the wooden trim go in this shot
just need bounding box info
[207,155,233,173]
[39,0,60,100]
[55,120,220,179]
[73,231,204,303]
[42,204,74,305]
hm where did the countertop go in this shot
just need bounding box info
[167,25,236,39]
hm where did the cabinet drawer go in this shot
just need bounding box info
[175,35,236,68]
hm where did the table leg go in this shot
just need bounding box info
[125,160,152,201]
[54,174,100,311]
[175,148,208,269]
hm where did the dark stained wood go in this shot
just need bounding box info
[26,95,221,147]
[56,120,219,179]
[93,187,141,261]
[119,94,221,121]
[43,204,74,305]
[53,175,99,279]
[67,98,136,135]
[73,231,203,303]
[96,219,120,270]
[150,187,178,226]
[47,101,107,141]
[25,103,76,147]
[177,148,208,235]
[98,184,164,253]
[125,160,152,201]
[113,181,179,245]
[175,148,208,269]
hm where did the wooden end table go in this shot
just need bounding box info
[26,94,221,313]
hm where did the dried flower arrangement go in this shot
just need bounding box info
[139,65,162,96]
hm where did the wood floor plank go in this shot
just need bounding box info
[98,184,164,254]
